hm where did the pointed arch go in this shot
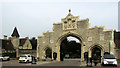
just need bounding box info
[88,43,105,62]
[89,43,105,51]
[43,46,52,58]
[56,32,84,45]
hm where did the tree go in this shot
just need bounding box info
[30,37,37,50]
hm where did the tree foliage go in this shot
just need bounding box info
[30,37,37,50]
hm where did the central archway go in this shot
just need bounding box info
[56,33,85,61]
[60,36,81,61]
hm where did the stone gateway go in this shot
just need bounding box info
[37,10,115,61]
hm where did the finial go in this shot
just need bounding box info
[69,9,71,13]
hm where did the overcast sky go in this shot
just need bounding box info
[0,0,119,39]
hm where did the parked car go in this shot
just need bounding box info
[102,54,117,67]
[0,54,10,61]
[19,54,32,63]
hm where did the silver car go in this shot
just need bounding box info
[0,54,10,61]
[102,54,117,67]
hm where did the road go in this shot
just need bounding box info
[1,59,120,68]
[1,60,53,66]
[41,59,83,66]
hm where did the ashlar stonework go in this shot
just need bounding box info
[37,11,116,61]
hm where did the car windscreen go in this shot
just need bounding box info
[104,54,115,59]
[20,56,26,57]
[0,54,5,57]
[0,54,2,57]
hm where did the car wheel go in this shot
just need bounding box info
[26,60,29,63]
[19,61,21,63]
[7,58,10,61]
[101,63,104,66]
[1,59,3,61]
[114,65,117,67]
[0,59,2,62]
[31,61,32,63]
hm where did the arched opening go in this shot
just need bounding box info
[92,45,101,62]
[45,48,52,59]
[60,35,81,61]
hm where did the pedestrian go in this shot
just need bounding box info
[53,52,57,60]
[93,54,98,66]
[31,56,36,64]
[60,53,64,61]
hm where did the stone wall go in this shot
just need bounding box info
[37,12,115,61]
[19,50,36,57]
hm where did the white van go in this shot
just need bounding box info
[19,54,32,63]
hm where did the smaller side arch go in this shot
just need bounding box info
[89,44,105,51]
[43,46,52,51]
[41,46,53,60]
[88,43,105,58]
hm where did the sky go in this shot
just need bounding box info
[0,0,119,39]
